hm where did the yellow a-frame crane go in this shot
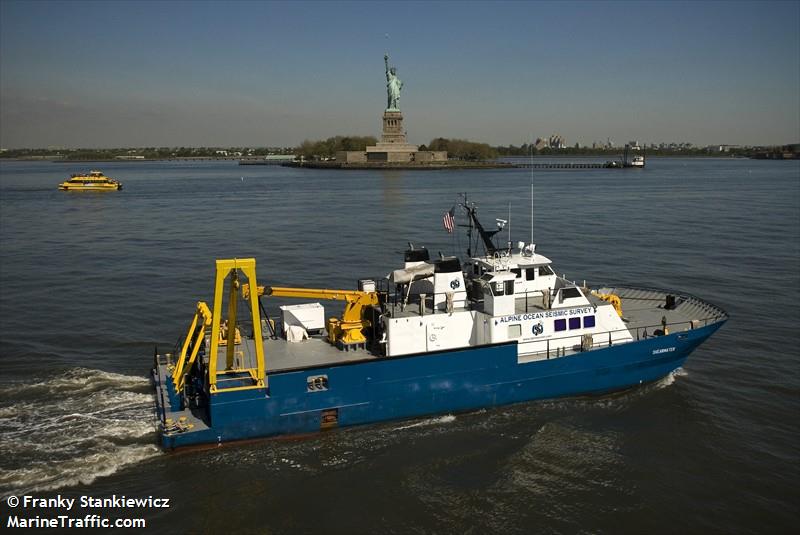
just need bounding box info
[170,258,266,395]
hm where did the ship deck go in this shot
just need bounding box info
[207,286,725,375]
[597,286,727,336]
[208,334,378,375]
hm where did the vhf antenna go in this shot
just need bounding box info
[530,137,535,247]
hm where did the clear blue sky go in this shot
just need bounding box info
[1,0,798,148]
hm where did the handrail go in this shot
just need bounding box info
[521,314,724,361]
[380,282,728,322]
[587,282,729,319]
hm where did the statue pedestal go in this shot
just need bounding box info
[364,111,418,159]
[378,110,411,146]
[336,108,447,166]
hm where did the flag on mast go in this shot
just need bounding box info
[442,206,455,233]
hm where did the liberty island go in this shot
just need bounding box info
[333,53,449,167]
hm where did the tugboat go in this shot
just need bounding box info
[151,195,726,449]
[58,170,123,191]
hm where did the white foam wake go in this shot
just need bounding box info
[0,368,161,497]
[394,414,456,431]
[0,444,161,496]
[654,367,687,389]
[1,367,149,399]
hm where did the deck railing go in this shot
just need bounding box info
[382,286,553,316]
[380,281,728,322]
[520,313,726,361]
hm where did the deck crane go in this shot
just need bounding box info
[243,284,381,349]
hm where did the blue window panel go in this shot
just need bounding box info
[583,315,596,328]
[554,319,567,332]
[569,317,581,330]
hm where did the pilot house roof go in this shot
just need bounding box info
[472,251,553,270]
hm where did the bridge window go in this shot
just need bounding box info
[561,287,582,299]
[554,319,566,332]
[569,317,581,330]
[526,269,535,281]
[539,265,555,276]
[583,315,596,328]
[511,268,521,278]
[491,280,515,296]
[508,324,521,338]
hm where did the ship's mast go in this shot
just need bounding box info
[459,194,501,257]
[530,140,535,246]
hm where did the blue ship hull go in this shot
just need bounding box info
[153,320,723,449]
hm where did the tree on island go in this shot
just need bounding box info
[427,138,498,161]
[297,136,378,160]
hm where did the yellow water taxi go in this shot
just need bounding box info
[58,170,123,191]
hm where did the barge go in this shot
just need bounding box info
[152,197,727,449]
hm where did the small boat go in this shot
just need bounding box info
[623,144,646,168]
[58,170,122,191]
[151,194,726,449]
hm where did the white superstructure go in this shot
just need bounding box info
[381,242,633,361]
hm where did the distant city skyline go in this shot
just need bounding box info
[1,0,798,149]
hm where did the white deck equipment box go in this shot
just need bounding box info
[279,303,325,336]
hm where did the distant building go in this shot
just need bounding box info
[532,135,567,150]
[548,134,566,149]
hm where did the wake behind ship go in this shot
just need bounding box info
[152,196,727,449]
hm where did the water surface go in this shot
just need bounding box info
[0,158,798,533]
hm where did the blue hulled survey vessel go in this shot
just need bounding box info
[152,197,727,449]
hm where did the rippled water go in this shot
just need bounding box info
[0,158,798,533]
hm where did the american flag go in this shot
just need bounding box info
[442,206,455,233]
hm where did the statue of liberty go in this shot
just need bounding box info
[384,54,403,111]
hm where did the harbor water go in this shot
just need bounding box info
[0,158,798,533]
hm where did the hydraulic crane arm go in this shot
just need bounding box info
[243,284,361,300]
[242,284,380,348]
[243,285,379,322]
[264,286,379,323]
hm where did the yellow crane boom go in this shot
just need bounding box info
[243,284,380,348]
